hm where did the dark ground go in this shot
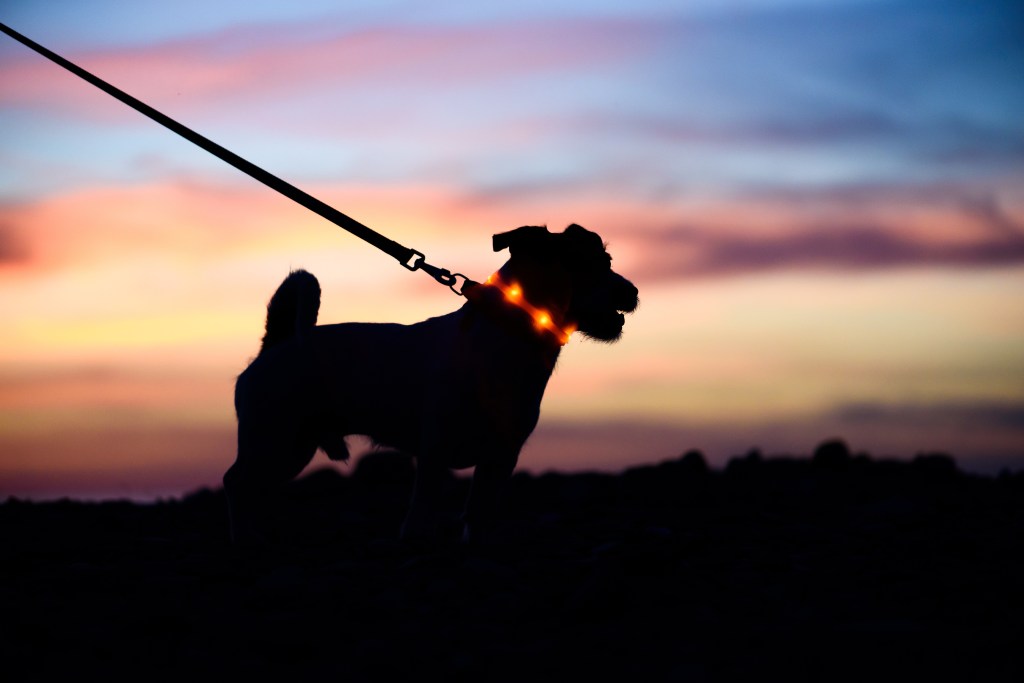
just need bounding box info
[2,440,1022,681]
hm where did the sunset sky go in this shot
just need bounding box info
[2,0,1022,499]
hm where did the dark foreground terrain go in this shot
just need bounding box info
[3,441,1022,681]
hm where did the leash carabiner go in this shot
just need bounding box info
[414,259,478,296]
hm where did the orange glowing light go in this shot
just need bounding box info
[482,273,574,346]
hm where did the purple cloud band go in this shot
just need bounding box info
[622,190,1024,282]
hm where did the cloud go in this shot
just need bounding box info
[660,223,1024,278]
[591,112,1024,173]
[833,401,1024,432]
[585,111,905,147]
[621,190,1024,282]
[0,18,657,120]
[0,178,525,277]
[0,223,29,264]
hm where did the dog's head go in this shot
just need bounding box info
[491,224,638,343]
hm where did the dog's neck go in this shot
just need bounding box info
[463,265,573,367]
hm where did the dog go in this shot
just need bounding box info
[224,223,638,543]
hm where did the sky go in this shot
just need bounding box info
[1,0,1022,499]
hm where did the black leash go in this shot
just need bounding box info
[0,21,474,295]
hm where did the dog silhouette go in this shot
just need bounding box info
[224,224,638,543]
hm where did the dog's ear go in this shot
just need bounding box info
[563,223,604,249]
[493,225,549,254]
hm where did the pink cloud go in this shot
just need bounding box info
[0,19,655,121]
[0,179,458,271]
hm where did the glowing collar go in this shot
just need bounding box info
[468,272,575,346]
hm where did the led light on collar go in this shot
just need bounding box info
[483,273,575,345]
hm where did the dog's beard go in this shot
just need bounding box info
[575,309,627,342]
[570,274,637,343]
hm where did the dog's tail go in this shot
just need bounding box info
[260,269,321,354]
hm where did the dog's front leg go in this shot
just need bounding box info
[400,451,448,542]
[461,451,518,543]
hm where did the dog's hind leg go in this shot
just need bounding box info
[224,420,318,544]
[400,450,449,541]
[224,456,269,545]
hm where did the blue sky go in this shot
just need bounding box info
[5,0,1021,201]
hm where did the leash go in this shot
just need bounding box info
[0,21,474,296]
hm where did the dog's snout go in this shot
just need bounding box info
[614,277,639,313]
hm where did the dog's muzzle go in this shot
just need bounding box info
[571,273,638,343]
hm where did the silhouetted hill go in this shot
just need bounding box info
[3,442,1022,681]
